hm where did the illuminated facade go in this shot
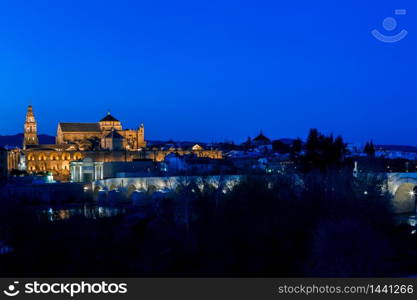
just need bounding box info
[55,112,146,150]
[21,106,222,181]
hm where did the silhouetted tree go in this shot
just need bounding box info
[272,140,291,154]
[0,164,411,277]
[292,138,303,153]
[299,129,347,172]
[9,169,27,176]
[364,141,376,158]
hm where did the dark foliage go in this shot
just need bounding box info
[364,141,376,158]
[298,129,347,172]
[9,169,27,176]
[0,168,413,277]
[272,140,291,154]
[0,134,55,148]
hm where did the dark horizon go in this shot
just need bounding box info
[3,106,417,147]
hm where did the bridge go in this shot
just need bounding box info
[388,173,417,214]
[92,175,242,196]
[92,172,417,214]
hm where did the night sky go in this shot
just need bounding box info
[0,0,416,145]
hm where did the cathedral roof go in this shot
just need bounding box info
[24,145,58,151]
[59,123,101,132]
[104,130,124,139]
[100,113,119,122]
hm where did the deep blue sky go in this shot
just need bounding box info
[0,0,416,145]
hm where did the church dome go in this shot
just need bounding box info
[100,112,119,122]
[253,132,271,143]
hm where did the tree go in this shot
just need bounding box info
[364,141,375,158]
[10,169,28,176]
[299,129,347,172]
[291,138,303,154]
[272,140,291,154]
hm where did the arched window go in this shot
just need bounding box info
[73,152,83,160]
[38,153,47,161]
[62,153,71,161]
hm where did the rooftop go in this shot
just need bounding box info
[253,132,271,142]
[100,112,119,122]
[104,130,124,139]
[59,123,101,132]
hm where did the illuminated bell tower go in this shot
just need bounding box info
[23,105,39,149]
[137,123,146,148]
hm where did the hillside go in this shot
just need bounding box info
[0,134,55,148]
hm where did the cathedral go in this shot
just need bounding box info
[22,106,222,181]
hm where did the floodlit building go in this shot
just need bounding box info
[22,105,222,181]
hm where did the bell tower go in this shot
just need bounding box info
[137,123,146,148]
[23,105,39,149]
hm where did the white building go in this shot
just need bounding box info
[70,158,104,182]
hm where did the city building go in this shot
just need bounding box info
[252,132,271,147]
[55,112,146,150]
[70,158,104,182]
[21,105,222,181]
[7,148,21,171]
[251,132,273,152]
[70,159,159,182]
